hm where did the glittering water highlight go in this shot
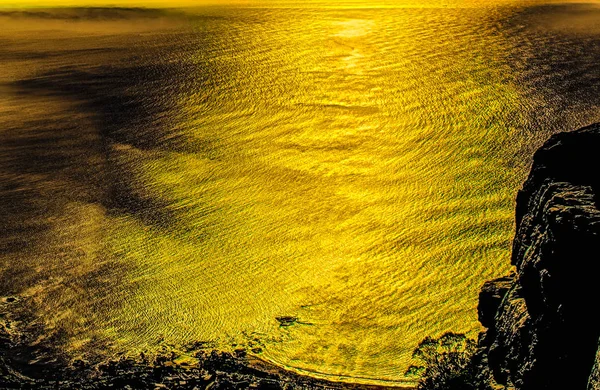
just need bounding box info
[1,2,600,384]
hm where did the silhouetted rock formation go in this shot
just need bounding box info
[476,123,600,390]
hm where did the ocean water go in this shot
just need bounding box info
[1,2,600,385]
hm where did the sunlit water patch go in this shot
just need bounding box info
[1,2,600,384]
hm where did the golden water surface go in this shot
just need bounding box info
[1,1,600,385]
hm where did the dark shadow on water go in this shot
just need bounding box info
[6,61,207,234]
[503,3,600,134]
[0,7,186,21]
[0,28,221,369]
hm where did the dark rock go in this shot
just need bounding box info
[275,316,297,327]
[234,348,247,358]
[477,275,514,329]
[476,123,600,390]
[253,379,283,389]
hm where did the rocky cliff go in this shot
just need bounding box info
[476,123,600,389]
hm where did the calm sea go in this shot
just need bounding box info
[1,1,600,384]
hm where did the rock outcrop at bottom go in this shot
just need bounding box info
[476,123,600,390]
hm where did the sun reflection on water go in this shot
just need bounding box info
[1,2,600,385]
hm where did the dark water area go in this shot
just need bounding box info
[506,4,600,133]
[1,2,600,384]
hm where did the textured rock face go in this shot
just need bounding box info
[589,344,600,390]
[477,123,600,390]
